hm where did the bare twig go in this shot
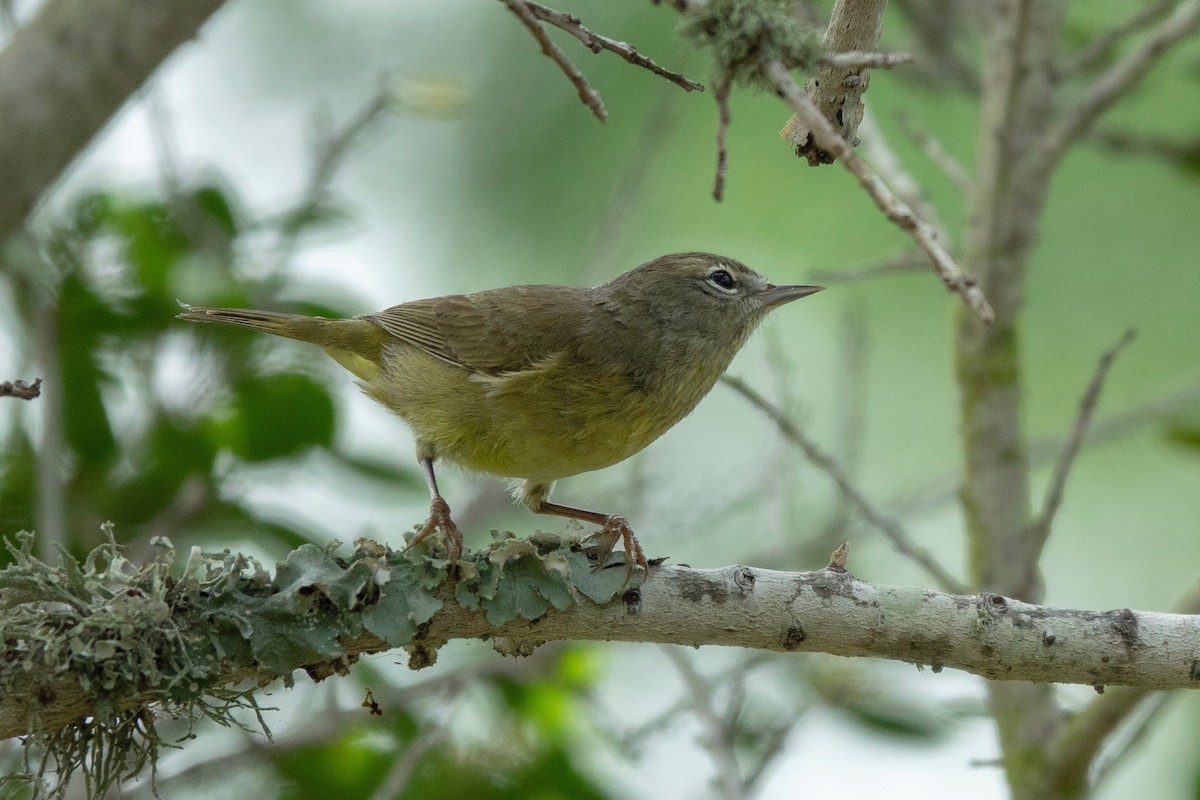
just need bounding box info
[0,377,41,400]
[501,0,606,122]
[712,75,732,201]
[765,59,994,322]
[1058,0,1179,78]
[664,648,748,800]
[894,111,972,193]
[818,50,914,70]
[810,249,928,284]
[1093,128,1200,170]
[1043,0,1200,168]
[722,375,967,593]
[888,0,980,91]
[578,58,690,280]
[367,716,452,800]
[1027,330,1136,554]
[268,82,395,271]
[525,2,703,91]
[889,376,1200,521]
[857,110,947,236]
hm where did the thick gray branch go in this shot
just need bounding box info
[0,0,225,239]
[6,561,1200,741]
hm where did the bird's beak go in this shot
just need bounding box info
[756,283,825,309]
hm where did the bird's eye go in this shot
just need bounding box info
[707,269,736,291]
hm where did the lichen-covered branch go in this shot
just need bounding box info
[5,530,1200,754]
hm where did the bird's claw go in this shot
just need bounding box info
[403,496,464,564]
[585,515,649,584]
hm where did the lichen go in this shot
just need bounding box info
[0,523,638,797]
[683,0,821,86]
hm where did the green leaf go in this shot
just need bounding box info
[110,201,188,296]
[230,372,336,461]
[57,278,117,465]
[192,184,240,238]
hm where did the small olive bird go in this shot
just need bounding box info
[179,252,822,576]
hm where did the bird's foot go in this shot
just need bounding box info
[403,496,464,564]
[584,515,649,583]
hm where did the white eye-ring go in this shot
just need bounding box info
[707,268,737,292]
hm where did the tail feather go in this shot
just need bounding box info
[177,306,341,348]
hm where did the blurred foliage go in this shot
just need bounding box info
[0,175,420,561]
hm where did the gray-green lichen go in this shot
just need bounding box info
[0,524,634,797]
[683,0,821,86]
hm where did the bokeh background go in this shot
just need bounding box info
[2,1,1199,797]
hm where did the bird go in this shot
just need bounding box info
[178,252,823,578]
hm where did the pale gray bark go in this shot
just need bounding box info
[5,562,1200,741]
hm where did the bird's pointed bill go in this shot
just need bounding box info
[756,284,824,308]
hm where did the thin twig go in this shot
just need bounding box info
[1043,0,1200,168]
[722,375,967,593]
[894,111,972,193]
[664,648,748,800]
[856,110,948,238]
[1058,0,1179,78]
[888,376,1200,520]
[810,249,928,285]
[0,377,41,400]
[577,55,690,280]
[268,83,395,272]
[817,50,914,69]
[525,2,703,91]
[1027,330,1136,554]
[763,59,994,323]
[1093,128,1200,169]
[501,0,607,122]
[712,74,732,201]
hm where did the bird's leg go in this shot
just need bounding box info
[402,456,463,563]
[533,500,649,581]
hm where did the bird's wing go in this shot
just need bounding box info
[363,285,591,375]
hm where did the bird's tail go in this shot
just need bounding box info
[177,306,347,349]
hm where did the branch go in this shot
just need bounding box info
[666,648,749,800]
[764,59,994,322]
[894,111,972,193]
[0,0,227,240]
[712,75,732,200]
[1042,0,1200,168]
[501,0,607,121]
[1026,330,1136,556]
[1057,0,1179,78]
[721,375,967,594]
[810,249,928,284]
[780,0,889,163]
[8,537,1200,749]
[525,2,704,92]
[0,377,41,400]
[1043,580,1200,794]
[817,50,914,70]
